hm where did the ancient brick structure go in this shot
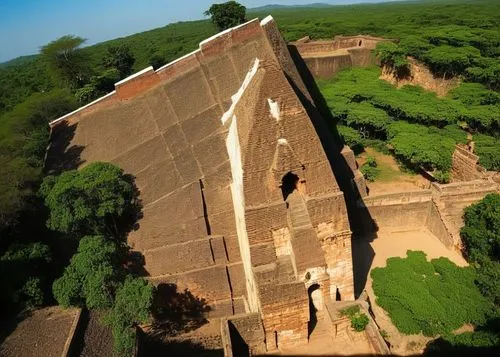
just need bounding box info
[290,35,389,78]
[451,143,484,182]
[47,17,354,350]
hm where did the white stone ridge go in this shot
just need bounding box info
[225,102,260,313]
[267,98,280,122]
[155,49,200,73]
[49,91,116,126]
[199,18,260,47]
[221,58,260,125]
[115,66,154,86]
[260,15,274,26]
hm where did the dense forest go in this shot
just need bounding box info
[0,0,499,354]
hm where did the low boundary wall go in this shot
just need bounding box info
[61,308,83,357]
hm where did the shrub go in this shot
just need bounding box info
[461,194,500,305]
[337,125,365,154]
[105,277,154,355]
[360,156,381,182]
[461,194,500,263]
[0,242,52,309]
[371,250,492,336]
[340,304,370,332]
[52,235,121,309]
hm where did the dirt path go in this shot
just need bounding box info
[358,148,431,195]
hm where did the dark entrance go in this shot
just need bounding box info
[281,172,299,201]
[307,283,320,337]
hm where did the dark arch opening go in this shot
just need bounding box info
[307,283,320,337]
[358,40,362,46]
[281,172,299,201]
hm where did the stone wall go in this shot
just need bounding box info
[290,35,388,79]
[360,180,499,250]
[360,190,433,232]
[451,143,483,182]
[431,179,499,249]
[222,313,266,356]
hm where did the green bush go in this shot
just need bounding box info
[52,235,121,309]
[371,250,492,337]
[105,277,154,355]
[340,305,370,332]
[474,134,500,171]
[360,156,381,182]
[337,125,365,154]
[461,194,500,263]
[0,242,52,309]
[461,194,500,305]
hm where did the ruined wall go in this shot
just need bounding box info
[451,144,484,182]
[427,202,454,249]
[360,180,498,250]
[431,179,499,249]
[47,16,355,350]
[291,35,387,79]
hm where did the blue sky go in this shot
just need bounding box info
[0,0,394,62]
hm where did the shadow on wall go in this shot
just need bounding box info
[150,283,211,338]
[228,321,250,357]
[286,44,377,297]
[139,336,224,357]
[44,121,85,176]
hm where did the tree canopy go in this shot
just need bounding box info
[52,235,120,309]
[461,194,500,305]
[39,162,135,238]
[103,44,136,79]
[40,35,90,89]
[205,1,246,31]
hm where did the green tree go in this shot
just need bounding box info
[376,42,410,78]
[461,194,500,305]
[105,277,154,355]
[40,35,89,88]
[0,90,77,228]
[205,1,246,31]
[0,242,52,309]
[39,162,135,238]
[461,194,500,263]
[52,235,121,309]
[103,45,136,79]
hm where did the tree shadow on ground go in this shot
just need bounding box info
[0,310,32,348]
[44,121,85,176]
[149,283,211,338]
[139,336,224,357]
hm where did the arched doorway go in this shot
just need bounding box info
[307,284,322,336]
[281,172,299,201]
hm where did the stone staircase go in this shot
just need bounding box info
[285,191,326,274]
[287,190,314,230]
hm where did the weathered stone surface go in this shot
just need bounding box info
[47,16,356,350]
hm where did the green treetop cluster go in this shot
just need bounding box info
[318,67,499,180]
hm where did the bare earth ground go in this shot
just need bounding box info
[357,148,431,195]
[0,306,79,357]
[354,229,467,355]
[77,310,114,357]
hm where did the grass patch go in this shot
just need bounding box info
[371,250,493,337]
